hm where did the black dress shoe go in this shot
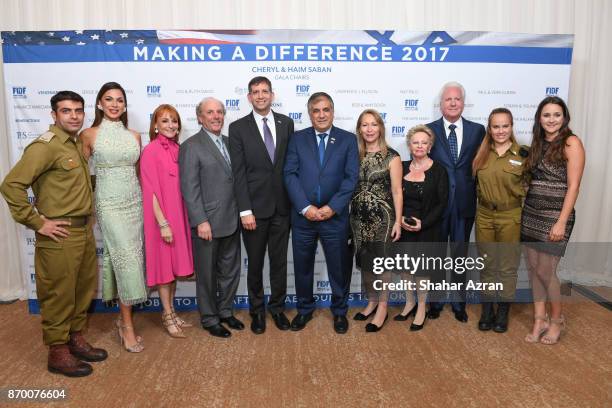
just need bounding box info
[250,314,266,334]
[493,303,510,333]
[410,314,427,331]
[427,307,441,320]
[271,312,291,331]
[290,313,313,331]
[453,309,468,323]
[334,315,349,334]
[394,304,417,321]
[220,316,245,330]
[203,323,231,338]
[353,305,378,321]
[365,315,388,332]
[478,302,495,331]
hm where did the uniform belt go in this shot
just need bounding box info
[48,216,89,227]
[478,199,521,212]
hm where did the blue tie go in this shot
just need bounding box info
[318,133,327,165]
[448,124,458,164]
[216,137,231,167]
[317,133,327,204]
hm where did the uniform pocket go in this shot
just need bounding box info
[59,156,81,171]
[35,234,63,249]
[503,164,523,177]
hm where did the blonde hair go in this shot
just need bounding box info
[406,125,435,149]
[355,109,388,160]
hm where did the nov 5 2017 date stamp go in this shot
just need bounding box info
[1,388,68,402]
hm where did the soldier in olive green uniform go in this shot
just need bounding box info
[472,108,527,333]
[1,91,107,377]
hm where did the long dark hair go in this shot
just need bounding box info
[525,96,573,172]
[472,107,517,176]
[92,82,129,128]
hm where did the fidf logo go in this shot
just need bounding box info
[546,87,559,96]
[379,112,387,122]
[289,112,303,123]
[225,99,240,111]
[147,85,161,97]
[12,87,27,98]
[316,280,331,290]
[404,99,419,111]
[391,125,406,138]
[295,84,310,97]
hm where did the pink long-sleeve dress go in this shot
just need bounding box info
[140,136,193,286]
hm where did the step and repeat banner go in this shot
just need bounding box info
[1,30,573,312]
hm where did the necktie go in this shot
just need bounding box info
[317,133,327,204]
[448,124,458,163]
[318,133,327,165]
[216,137,231,167]
[262,117,275,162]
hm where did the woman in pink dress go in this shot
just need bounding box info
[140,104,194,338]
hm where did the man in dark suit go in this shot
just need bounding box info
[179,97,244,338]
[426,82,485,323]
[228,77,294,334]
[284,92,359,334]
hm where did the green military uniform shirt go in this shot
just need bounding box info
[476,141,527,208]
[0,124,93,231]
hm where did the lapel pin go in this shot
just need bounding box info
[330,137,336,144]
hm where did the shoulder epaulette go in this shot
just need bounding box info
[37,131,56,143]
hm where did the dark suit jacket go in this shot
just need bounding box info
[426,117,485,219]
[228,111,294,219]
[179,129,238,238]
[283,125,359,222]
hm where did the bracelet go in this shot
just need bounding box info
[158,220,169,228]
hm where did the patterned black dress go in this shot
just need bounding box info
[521,140,575,256]
[350,148,399,296]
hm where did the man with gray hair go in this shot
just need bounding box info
[179,97,243,338]
[426,82,485,323]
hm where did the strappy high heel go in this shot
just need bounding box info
[540,315,566,345]
[524,314,549,343]
[162,312,186,339]
[171,311,193,328]
[116,320,144,352]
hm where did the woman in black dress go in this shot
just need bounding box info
[396,125,448,330]
[521,97,585,345]
[350,109,403,332]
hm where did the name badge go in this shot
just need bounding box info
[509,159,522,166]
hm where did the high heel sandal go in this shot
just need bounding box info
[540,315,566,345]
[524,315,549,343]
[353,305,378,321]
[162,312,186,339]
[394,304,417,321]
[171,311,193,328]
[117,322,144,353]
[115,319,143,343]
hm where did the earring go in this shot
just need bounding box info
[123,107,127,113]
[154,127,159,133]
[97,105,103,110]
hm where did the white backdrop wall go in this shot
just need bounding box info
[1,0,611,302]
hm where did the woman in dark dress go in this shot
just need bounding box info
[350,109,403,332]
[521,96,585,345]
[396,125,448,331]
